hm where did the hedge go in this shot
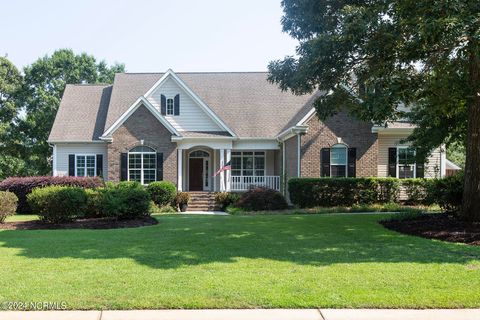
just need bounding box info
[28,186,88,223]
[147,181,177,206]
[288,178,400,208]
[236,187,288,211]
[0,176,104,214]
[288,176,462,211]
[100,181,151,220]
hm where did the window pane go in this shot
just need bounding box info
[232,170,241,176]
[129,169,141,182]
[243,155,253,170]
[86,168,95,177]
[76,156,85,168]
[254,151,265,156]
[331,146,347,165]
[143,154,156,169]
[167,99,174,115]
[255,170,264,176]
[77,167,85,177]
[243,170,253,176]
[331,165,346,177]
[231,157,241,170]
[143,169,156,184]
[130,146,155,153]
[399,165,414,179]
[129,154,141,169]
[255,156,265,170]
[204,160,209,187]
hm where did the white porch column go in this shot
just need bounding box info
[177,149,183,191]
[226,149,231,192]
[219,149,225,191]
[213,149,217,191]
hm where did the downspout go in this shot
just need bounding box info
[297,134,301,177]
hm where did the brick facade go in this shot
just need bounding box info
[300,112,378,177]
[107,105,177,184]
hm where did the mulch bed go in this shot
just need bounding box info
[381,214,480,246]
[0,216,158,230]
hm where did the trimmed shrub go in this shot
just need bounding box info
[236,187,288,211]
[175,192,190,209]
[214,192,241,211]
[147,181,176,206]
[101,181,151,220]
[28,186,88,223]
[400,179,434,205]
[0,176,104,214]
[85,188,105,218]
[429,173,463,213]
[288,178,398,208]
[0,191,18,223]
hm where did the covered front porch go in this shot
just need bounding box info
[176,145,281,192]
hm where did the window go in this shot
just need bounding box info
[231,151,265,176]
[128,146,156,184]
[166,98,174,115]
[397,147,416,179]
[76,155,96,177]
[330,144,347,177]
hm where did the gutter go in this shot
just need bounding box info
[276,125,308,142]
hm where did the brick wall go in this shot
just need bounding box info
[300,112,378,177]
[107,105,177,184]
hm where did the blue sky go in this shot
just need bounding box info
[0,0,298,72]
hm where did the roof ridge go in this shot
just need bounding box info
[117,71,269,75]
[67,83,112,87]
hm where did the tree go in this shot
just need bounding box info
[0,56,26,178]
[268,0,480,221]
[16,49,125,175]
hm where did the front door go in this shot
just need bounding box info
[189,158,204,191]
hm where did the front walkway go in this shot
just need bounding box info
[1,309,479,320]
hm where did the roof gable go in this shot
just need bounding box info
[101,97,179,139]
[145,70,234,135]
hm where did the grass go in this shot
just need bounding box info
[226,202,437,215]
[0,213,479,309]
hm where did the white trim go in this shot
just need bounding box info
[329,144,348,178]
[48,140,108,144]
[127,148,157,185]
[166,98,174,115]
[226,149,231,192]
[297,134,301,177]
[52,145,58,176]
[296,108,316,126]
[213,150,217,192]
[177,149,183,191]
[282,141,286,193]
[144,69,236,137]
[187,149,212,191]
[276,125,308,142]
[372,126,415,134]
[74,154,97,177]
[445,159,461,170]
[101,96,179,138]
[219,149,225,192]
[441,147,447,177]
[396,146,417,179]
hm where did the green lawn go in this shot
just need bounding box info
[0,213,479,309]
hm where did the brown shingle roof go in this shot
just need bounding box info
[49,84,112,142]
[50,72,318,142]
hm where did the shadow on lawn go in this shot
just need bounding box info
[0,214,479,269]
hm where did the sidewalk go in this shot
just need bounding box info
[0,309,479,320]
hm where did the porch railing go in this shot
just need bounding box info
[231,176,281,191]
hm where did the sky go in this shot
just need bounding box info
[0,0,298,72]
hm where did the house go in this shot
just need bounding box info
[49,69,448,195]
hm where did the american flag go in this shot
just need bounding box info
[213,160,231,177]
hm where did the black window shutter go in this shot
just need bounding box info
[348,148,356,177]
[388,148,397,177]
[321,148,330,177]
[120,153,128,181]
[68,154,75,176]
[416,163,424,178]
[160,94,166,115]
[156,153,164,181]
[174,94,180,115]
[96,154,103,178]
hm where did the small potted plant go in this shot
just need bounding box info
[176,192,190,212]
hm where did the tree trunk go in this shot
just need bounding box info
[462,44,480,222]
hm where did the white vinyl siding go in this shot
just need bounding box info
[54,143,108,179]
[377,134,441,178]
[147,78,222,132]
